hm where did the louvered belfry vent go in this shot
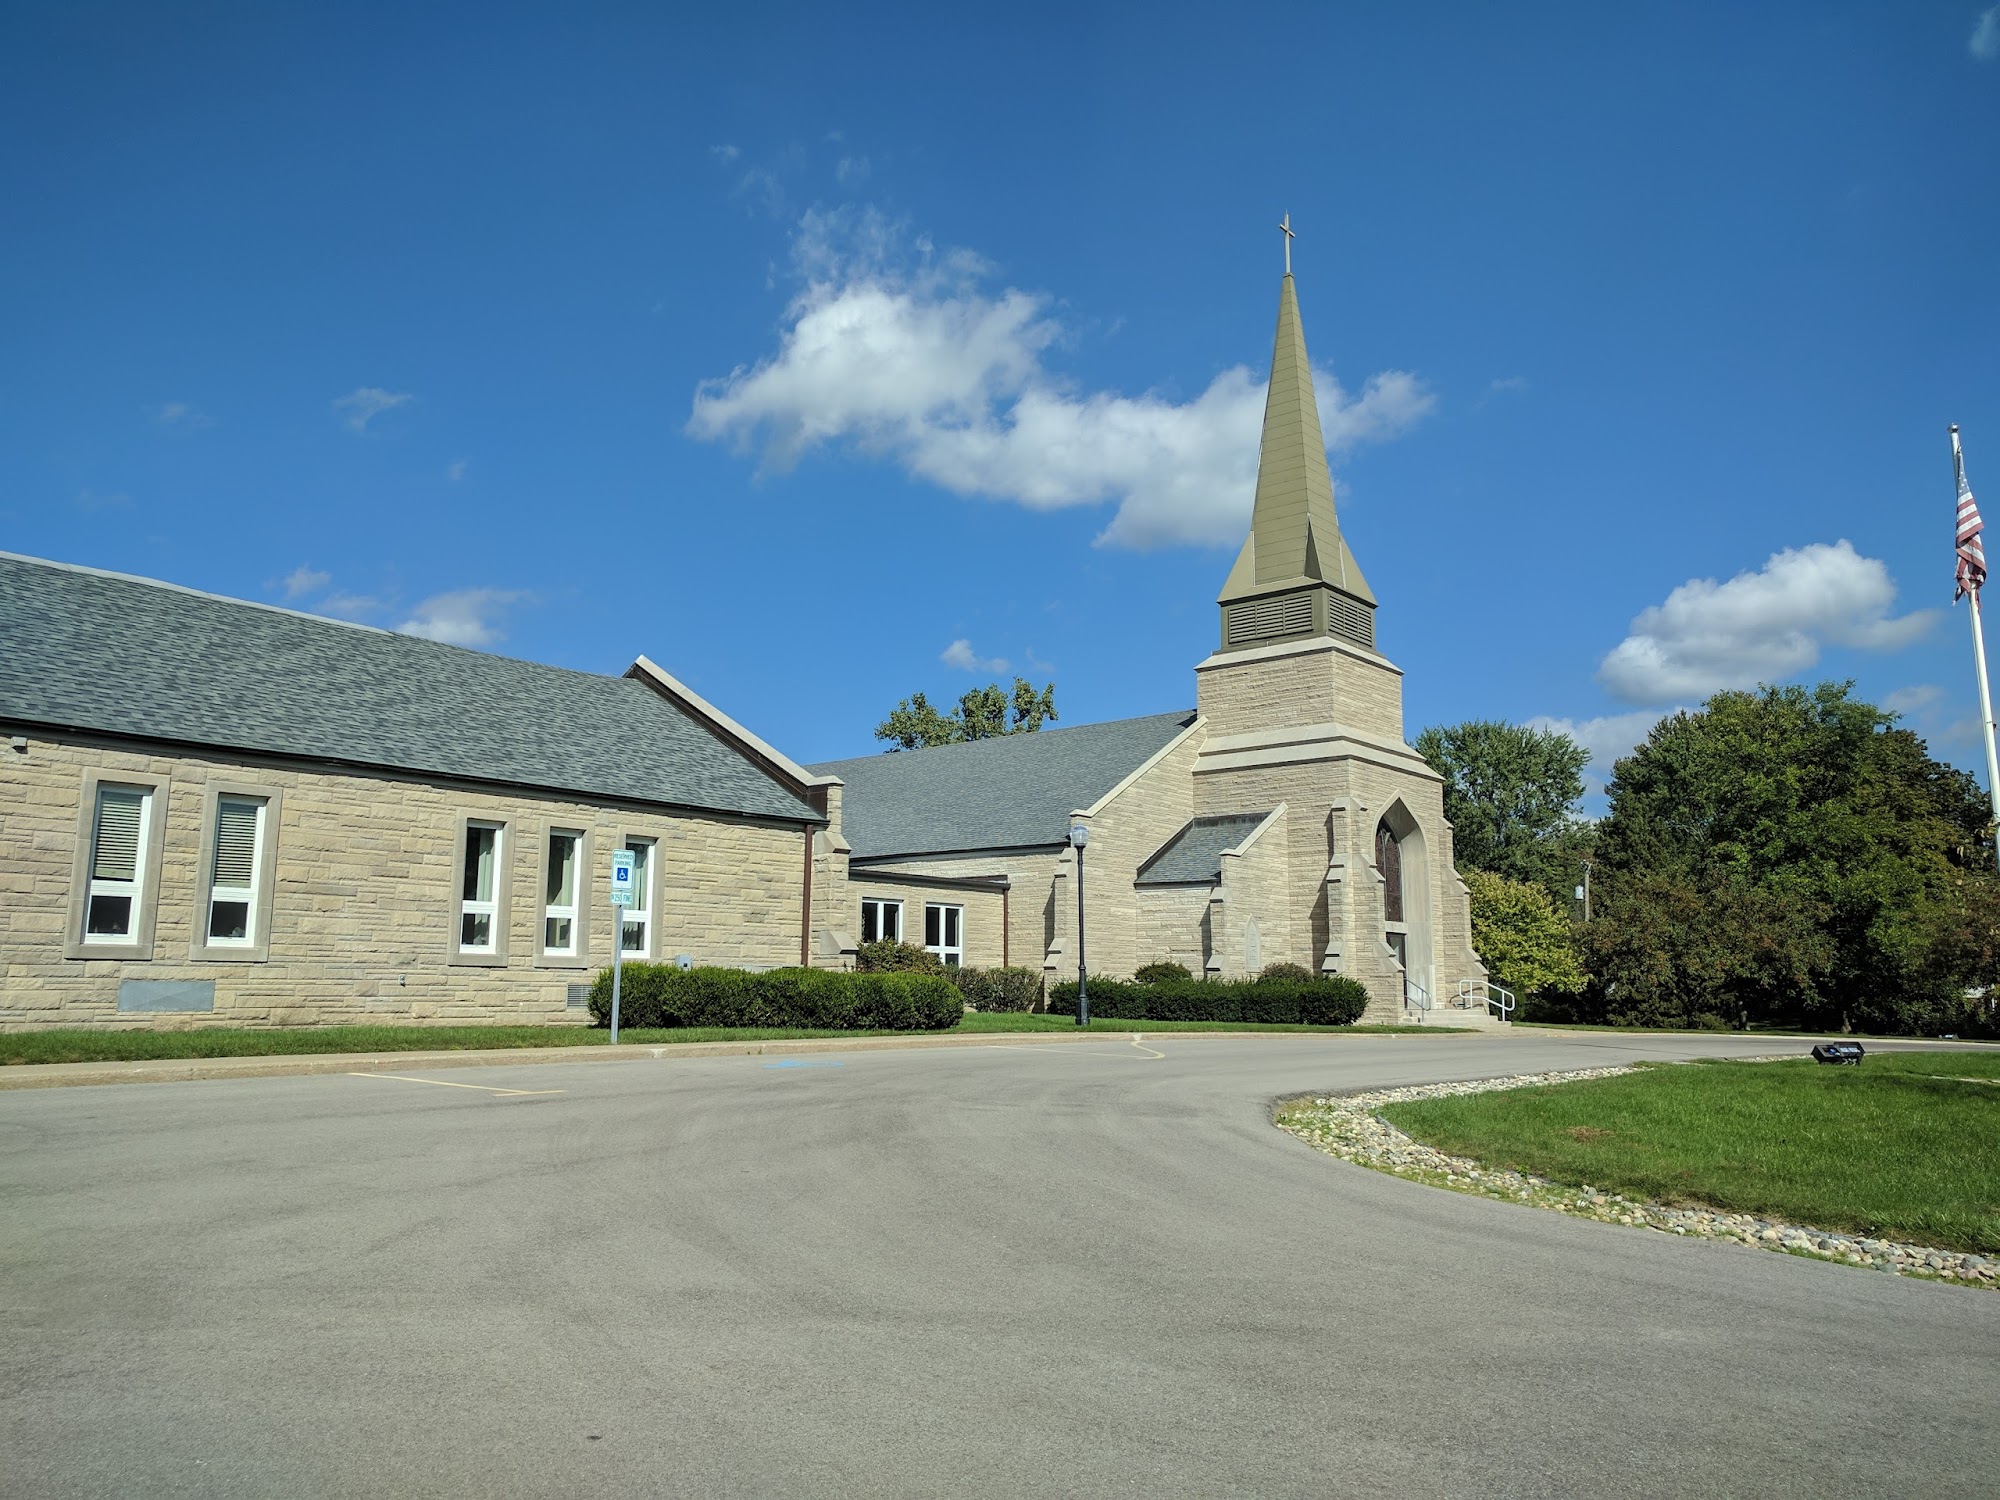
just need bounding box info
[1327,592,1376,651]
[212,798,260,889]
[1227,592,1314,647]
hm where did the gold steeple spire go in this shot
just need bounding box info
[1217,231,1377,653]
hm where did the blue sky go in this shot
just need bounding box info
[4,3,1998,793]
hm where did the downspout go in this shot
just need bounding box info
[1002,883,1010,968]
[800,824,814,967]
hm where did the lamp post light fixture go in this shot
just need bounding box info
[1069,822,1090,1026]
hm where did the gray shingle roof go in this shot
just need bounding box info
[0,553,818,824]
[1134,813,1275,886]
[809,710,1197,858]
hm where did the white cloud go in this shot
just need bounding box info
[154,400,212,428]
[1487,376,1529,396]
[1973,6,2000,59]
[396,589,528,647]
[283,566,331,601]
[1596,540,1937,704]
[836,154,871,185]
[447,459,468,483]
[1883,684,1943,716]
[710,143,741,165]
[1526,709,1680,786]
[333,386,413,432]
[71,489,130,514]
[941,638,1008,674]
[688,208,1434,549]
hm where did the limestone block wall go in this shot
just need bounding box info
[1195,639,1404,741]
[0,732,812,1030]
[1207,809,1291,979]
[1069,725,1204,979]
[841,874,1008,970]
[1133,885,1212,974]
[1192,747,1481,1021]
[855,849,1064,976]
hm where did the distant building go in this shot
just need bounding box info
[0,263,1490,1030]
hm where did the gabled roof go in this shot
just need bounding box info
[1135,813,1275,886]
[0,552,820,824]
[810,710,1198,859]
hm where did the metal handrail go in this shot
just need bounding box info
[1403,977,1433,1019]
[1454,978,1517,1021]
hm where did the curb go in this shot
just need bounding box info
[0,1025,1484,1092]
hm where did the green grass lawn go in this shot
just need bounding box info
[0,1013,1450,1067]
[1379,1052,2000,1253]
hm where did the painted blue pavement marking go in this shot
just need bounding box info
[762,1059,847,1069]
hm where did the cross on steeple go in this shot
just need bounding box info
[1278,212,1295,275]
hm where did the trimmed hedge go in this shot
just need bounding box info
[1135,960,1194,984]
[855,940,944,973]
[587,964,961,1031]
[1046,974,1369,1026]
[951,965,1043,1012]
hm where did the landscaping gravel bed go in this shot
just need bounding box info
[1277,1065,1997,1289]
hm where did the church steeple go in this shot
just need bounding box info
[1217,241,1377,655]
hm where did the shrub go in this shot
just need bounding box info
[950,965,1043,1012]
[1258,961,1316,983]
[1134,960,1194,984]
[587,965,961,1031]
[856,940,945,973]
[1046,974,1369,1026]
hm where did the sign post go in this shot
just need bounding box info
[608,849,636,1044]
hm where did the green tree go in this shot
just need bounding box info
[1414,719,1593,902]
[1463,868,1587,1002]
[874,678,1058,751]
[1587,682,2000,1033]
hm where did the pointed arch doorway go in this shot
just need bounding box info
[1376,804,1432,1007]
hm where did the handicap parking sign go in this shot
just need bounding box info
[610,849,636,907]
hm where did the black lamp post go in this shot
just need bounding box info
[1069,823,1089,1026]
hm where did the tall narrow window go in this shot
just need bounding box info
[460,822,502,953]
[1376,820,1404,925]
[206,796,266,944]
[84,785,152,942]
[621,838,654,957]
[544,830,580,955]
[924,903,963,967]
[861,898,902,944]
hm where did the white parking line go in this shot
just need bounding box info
[347,1072,564,1097]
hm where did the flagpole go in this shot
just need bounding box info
[1954,424,2000,874]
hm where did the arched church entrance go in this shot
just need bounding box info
[1376,804,1432,1007]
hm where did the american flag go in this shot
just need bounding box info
[1956,427,1985,602]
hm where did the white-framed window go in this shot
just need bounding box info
[861,897,903,944]
[83,783,154,943]
[460,821,504,953]
[543,829,582,956]
[924,903,964,968]
[621,838,655,957]
[205,796,267,945]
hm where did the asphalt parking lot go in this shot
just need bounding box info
[3,1029,1995,1498]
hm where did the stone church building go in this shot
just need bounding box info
[811,267,1491,1024]
[0,264,1492,1031]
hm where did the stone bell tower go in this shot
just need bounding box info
[1190,229,1488,1020]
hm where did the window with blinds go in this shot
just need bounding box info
[460,822,503,953]
[620,839,655,958]
[206,797,266,944]
[85,785,152,940]
[543,830,581,955]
